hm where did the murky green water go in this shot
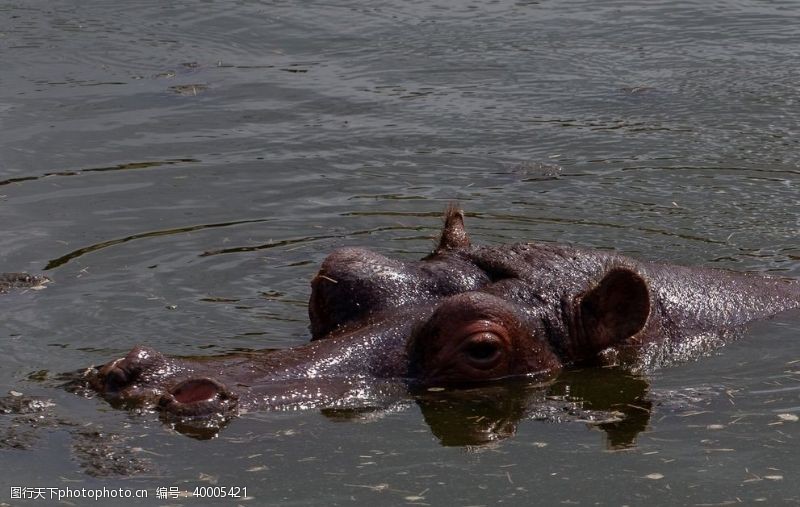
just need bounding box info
[2,0,799,505]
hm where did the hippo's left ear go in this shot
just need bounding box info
[575,268,651,356]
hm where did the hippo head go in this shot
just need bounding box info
[80,204,800,442]
[88,206,657,418]
[310,205,653,385]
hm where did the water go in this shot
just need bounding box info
[2,0,799,504]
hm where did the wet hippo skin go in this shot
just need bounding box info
[86,206,800,434]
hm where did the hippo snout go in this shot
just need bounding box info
[90,345,238,424]
[91,345,170,403]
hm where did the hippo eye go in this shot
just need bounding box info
[461,333,504,368]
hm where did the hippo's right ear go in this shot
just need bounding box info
[574,268,651,358]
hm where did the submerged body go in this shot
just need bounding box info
[88,207,800,424]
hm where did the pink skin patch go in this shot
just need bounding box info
[170,379,221,404]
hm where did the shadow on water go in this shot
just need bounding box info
[43,218,277,270]
[200,225,428,257]
[44,223,433,270]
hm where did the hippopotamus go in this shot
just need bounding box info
[86,206,800,429]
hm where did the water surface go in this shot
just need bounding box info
[1,0,799,504]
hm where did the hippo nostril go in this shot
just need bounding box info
[93,346,167,397]
[105,365,130,390]
[96,358,133,392]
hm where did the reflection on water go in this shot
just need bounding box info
[44,217,276,270]
[549,368,653,450]
[415,368,651,449]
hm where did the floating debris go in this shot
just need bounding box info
[169,84,208,96]
[509,160,563,181]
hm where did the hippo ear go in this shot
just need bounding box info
[434,204,471,253]
[576,268,651,354]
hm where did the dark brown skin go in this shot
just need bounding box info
[87,206,800,425]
